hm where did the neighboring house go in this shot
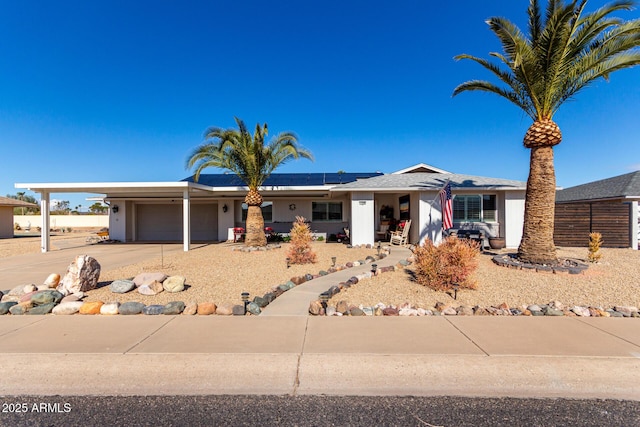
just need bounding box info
[555,171,640,249]
[0,196,38,239]
[16,163,528,252]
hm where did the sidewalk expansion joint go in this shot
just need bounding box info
[575,318,640,350]
[121,317,176,354]
[444,317,490,356]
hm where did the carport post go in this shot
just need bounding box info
[40,192,50,253]
[183,190,191,251]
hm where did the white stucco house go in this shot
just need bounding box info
[16,163,527,252]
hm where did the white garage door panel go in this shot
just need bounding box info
[137,204,182,241]
[192,204,218,241]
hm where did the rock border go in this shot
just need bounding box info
[308,257,639,318]
[491,253,589,275]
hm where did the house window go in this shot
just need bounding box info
[241,201,273,222]
[453,195,496,222]
[312,202,342,221]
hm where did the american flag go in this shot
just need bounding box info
[439,182,453,230]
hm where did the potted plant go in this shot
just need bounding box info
[488,236,506,249]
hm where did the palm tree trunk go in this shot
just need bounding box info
[245,205,267,246]
[517,146,557,264]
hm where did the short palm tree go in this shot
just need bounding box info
[186,117,313,246]
[453,0,640,264]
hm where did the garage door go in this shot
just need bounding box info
[136,203,218,242]
[192,203,218,242]
[136,204,182,241]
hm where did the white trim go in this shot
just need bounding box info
[392,163,451,174]
[183,190,191,252]
[40,192,50,253]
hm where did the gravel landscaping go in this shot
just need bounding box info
[1,233,639,314]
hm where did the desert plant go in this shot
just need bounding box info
[412,236,480,292]
[588,232,603,262]
[286,216,317,264]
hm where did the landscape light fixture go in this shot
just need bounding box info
[241,292,250,312]
[376,241,381,256]
[452,283,460,300]
[371,264,377,274]
[111,205,119,214]
[286,257,291,268]
[331,256,336,267]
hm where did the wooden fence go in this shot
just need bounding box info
[554,202,630,247]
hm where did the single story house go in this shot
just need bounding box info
[554,170,640,249]
[0,196,38,239]
[16,163,528,252]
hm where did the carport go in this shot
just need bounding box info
[14,181,213,253]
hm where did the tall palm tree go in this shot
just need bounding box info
[453,0,640,264]
[187,117,313,246]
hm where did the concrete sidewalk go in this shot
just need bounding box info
[1,315,639,399]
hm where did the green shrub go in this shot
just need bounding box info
[413,236,480,292]
[316,235,324,241]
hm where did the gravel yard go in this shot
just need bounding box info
[2,233,638,309]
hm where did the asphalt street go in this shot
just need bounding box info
[1,395,638,426]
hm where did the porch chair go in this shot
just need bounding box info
[389,220,411,246]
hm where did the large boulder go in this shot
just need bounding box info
[163,276,185,293]
[57,255,101,295]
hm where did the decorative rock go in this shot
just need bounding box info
[79,301,103,315]
[163,276,186,293]
[119,301,146,315]
[442,307,457,316]
[182,301,198,315]
[246,302,261,315]
[457,306,474,316]
[19,291,38,303]
[348,307,365,316]
[138,281,164,296]
[26,302,54,315]
[10,303,29,315]
[291,276,306,286]
[100,302,120,315]
[543,307,563,316]
[474,307,490,316]
[325,306,337,316]
[263,293,276,304]
[527,304,542,313]
[0,301,18,315]
[434,302,446,312]
[197,302,217,315]
[58,255,101,295]
[607,310,624,318]
[336,300,349,314]
[571,306,591,317]
[110,280,136,294]
[304,274,314,281]
[60,294,82,303]
[319,270,328,276]
[382,307,399,316]
[31,290,64,306]
[52,301,84,315]
[143,305,165,315]
[362,306,374,316]
[614,306,638,317]
[399,308,418,316]
[44,273,61,288]
[23,284,37,294]
[133,272,167,287]
[327,285,341,296]
[232,304,246,315]
[277,284,290,293]
[1,294,19,303]
[253,296,268,308]
[7,284,26,296]
[309,300,323,315]
[216,304,233,315]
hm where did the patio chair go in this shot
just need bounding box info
[389,220,411,246]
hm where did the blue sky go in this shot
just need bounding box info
[1,1,639,209]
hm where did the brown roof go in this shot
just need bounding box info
[0,196,38,207]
